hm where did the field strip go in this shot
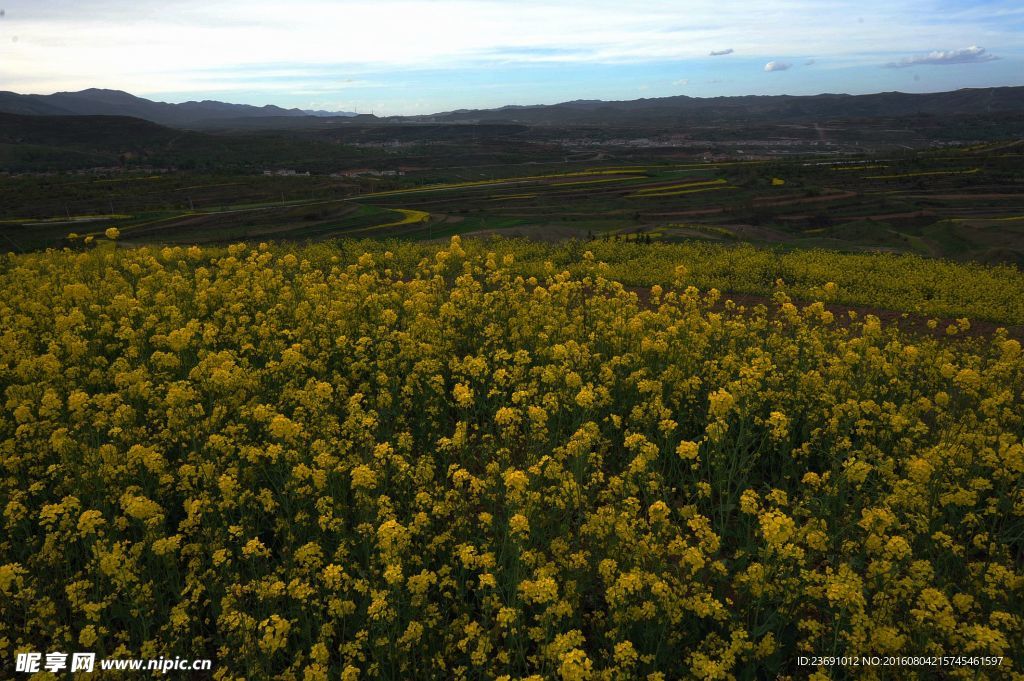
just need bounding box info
[752,190,857,206]
[628,185,737,198]
[952,215,1024,222]
[91,175,165,184]
[898,193,1024,200]
[344,208,431,233]
[546,176,650,188]
[77,198,356,237]
[830,165,888,171]
[863,168,980,179]
[172,181,248,191]
[631,178,728,196]
[4,214,133,226]
[356,170,648,198]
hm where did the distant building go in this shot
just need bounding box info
[332,169,405,178]
[263,170,310,177]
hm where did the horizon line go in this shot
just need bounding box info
[5,82,1022,119]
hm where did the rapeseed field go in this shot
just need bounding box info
[1,237,1022,679]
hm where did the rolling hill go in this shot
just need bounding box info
[2,86,1022,131]
[412,86,1024,125]
[0,88,356,128]
[0,112,366,172]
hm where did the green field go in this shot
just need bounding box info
[3,144,1021,263]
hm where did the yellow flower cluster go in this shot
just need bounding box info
[355,238,1024,325]
[0,236,1022,679]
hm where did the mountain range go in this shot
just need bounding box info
[0,88,356,127]
[413,87,1024,126]
[1,86,1023,130]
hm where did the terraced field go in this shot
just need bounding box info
[2,145,1021,262]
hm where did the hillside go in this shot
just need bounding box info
[2,86,1023,131]
[0,88,356,128]
[0,112,372,172]
[416,87,1024,125]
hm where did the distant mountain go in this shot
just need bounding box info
[303,109,358,117]
[5,85,1024,130]
[0,88,346,128]
[3,86,1022,131]
[405,86,1024,126]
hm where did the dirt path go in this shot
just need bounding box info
[900,193,1024,200]
[751,191,858,207]
[644,207,730,218]
[838,210,935,221]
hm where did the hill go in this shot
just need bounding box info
[411,86,1024,125]
[2,86,1023,131]
[0,88,357,128]
[0,112,367,172]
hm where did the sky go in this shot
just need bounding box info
[0,0,1022,115]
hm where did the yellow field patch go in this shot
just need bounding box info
[358,169,647,198]
[631,178,728,196]
[953,215,1024,223]
[547,177,645,188]
[356,208,431,231]
[629,184,737,199]
[4,214,134,225]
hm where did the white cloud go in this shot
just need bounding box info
[709,48,734,56]
[764,61,792,72]
[885,45,998,68]
[804,59,816,65]
[673,78,689,86]
[0,1,1020,97]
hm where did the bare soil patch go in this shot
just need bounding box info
[627,287,1024,341]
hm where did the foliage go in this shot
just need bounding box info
[1,237,1022,679]
[320,238,1024,325]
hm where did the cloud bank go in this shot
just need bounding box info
[885,45,998,68]
[764,61,792,72]
[0,0,1020,112]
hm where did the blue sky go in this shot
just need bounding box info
[0,0,1021,115]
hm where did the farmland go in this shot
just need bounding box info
[2,90,1024,679]
[2,236,1023,678]
[3,141,1021,264]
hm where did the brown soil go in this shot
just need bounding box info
[645,207,729,218]
[901,193,1024,200]
[646,191,859,220]
[626,287,1024,341]
[751,191,858,207]
[839,210,935,221]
